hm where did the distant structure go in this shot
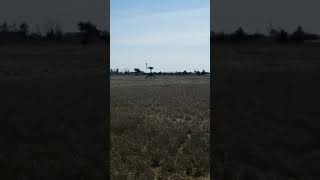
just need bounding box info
[145,62,155,78]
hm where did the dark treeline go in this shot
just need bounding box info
[110,68,210,76]
[0,21,109,44]
[211,26,320,43]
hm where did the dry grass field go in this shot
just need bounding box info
[0,43,108,179]
[4,41,319,179]
[212,42,320,180]
[111,75,210,179]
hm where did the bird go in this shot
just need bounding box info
[146,62,154,78]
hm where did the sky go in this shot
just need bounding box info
[111,0,210,73]
[0,0,319,34]
[212,0,320,34]
[0,0,109,33]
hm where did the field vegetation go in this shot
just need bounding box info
[0,42,108,179]
[111,75,210,179]
[212,42,320,180]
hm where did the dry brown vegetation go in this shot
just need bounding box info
[212,42,320,180]
[111,75,210,179]
[0,43,108,179]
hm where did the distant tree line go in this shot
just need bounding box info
[0,21,109,44]
[211,26,320,43]
[110,68,209,76]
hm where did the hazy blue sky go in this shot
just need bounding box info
[111,0,210,72]
[1,0,319,34]
[0,0,108,33]
[212,0,320,33]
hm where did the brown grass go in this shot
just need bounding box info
[0,43,108,179]
[212,42,320,180]
[111,75,210,179]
